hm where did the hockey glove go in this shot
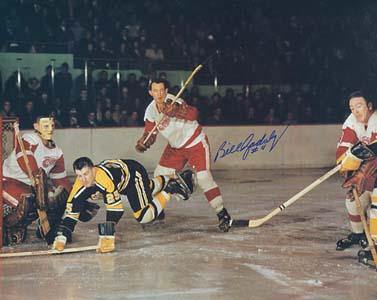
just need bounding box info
[97,221,116,253]
[52,234,67,251]
[79,201,100,222]
[135,131,157,153]
[342,158,377,193]
[338,142,377,173]
[51,225,72,251]
[162,100,188,119]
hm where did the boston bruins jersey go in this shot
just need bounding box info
[64,159,130,222]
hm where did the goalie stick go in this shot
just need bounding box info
[0,245,98,258]
[13,122,51,236]
[231,165,341,228]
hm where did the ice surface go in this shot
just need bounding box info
[1,169,377,300]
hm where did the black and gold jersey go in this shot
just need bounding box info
[65,159,130,221]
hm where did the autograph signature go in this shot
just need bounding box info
[214,125,289,162]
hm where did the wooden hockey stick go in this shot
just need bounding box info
[143,64,202,144]
[13,122,51,235]
[231,164,341,228]
[353,189,377,269]
[0,245,98,258]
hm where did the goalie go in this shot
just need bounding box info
[51,157,195,253]
[2,116,72,246]
[336,91,377,263]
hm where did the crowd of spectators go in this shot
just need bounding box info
[0,0,376,127]
[0,62,344,129]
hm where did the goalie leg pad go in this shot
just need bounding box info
[4,193,37,227]
[3,225,27,246]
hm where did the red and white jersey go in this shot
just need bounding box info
[144,93,203,148]
[336,112,377,160]
[3,132,68,186]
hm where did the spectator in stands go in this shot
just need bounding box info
[145,42,164,61]
[83,111,98,128]
[40,65,54,99]
[55,62,73,104]
[282,111,298,125]
[0,100,16,117]
[101,109,117,127]
[19,100,36,129]
[207,107,224,125]
[76,89,93,120]
[95,71,110,92]
[264,108,280,125]
[112,103,121,124]
[4,71,27,110]
[35,92,53,116]
[67,107,80,128]
[125,111,139,126]
[118,109,128,126]
[26,77,42,103]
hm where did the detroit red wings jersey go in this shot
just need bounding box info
[336,112,377,160]
[144,93,203,148]
[3,132,67,185]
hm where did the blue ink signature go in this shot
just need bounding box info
[214,125,289,162]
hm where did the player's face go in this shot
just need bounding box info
[149,82,167,105]
[349,97,372,124]
[34,117,55,140]
[76,166,96,187]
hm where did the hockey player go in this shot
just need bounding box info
[135,79,232,232]
[2,115,71,245]
[52,157,194,253]
[336,91,377,261]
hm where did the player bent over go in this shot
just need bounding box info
[52,157,195,253]
[136,78,231,232]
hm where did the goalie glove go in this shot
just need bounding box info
[97,221,116,253]
[135,131,157,153]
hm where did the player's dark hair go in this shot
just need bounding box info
[73,157,94,171]
[348,91,369,103]
[148,78,168,90]
[348,90,375,110]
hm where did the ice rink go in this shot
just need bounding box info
[1,168,377,300]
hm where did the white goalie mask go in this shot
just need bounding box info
[34,117,55,140]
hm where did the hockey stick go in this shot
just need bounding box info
[13,122,51,235]
[231,164,341,228]
[353,189,377,269]
[0,245,98,258]
[143,51,219,144]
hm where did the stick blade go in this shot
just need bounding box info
[231,219,250,227]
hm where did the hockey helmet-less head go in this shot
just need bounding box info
[34,117,55,140]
